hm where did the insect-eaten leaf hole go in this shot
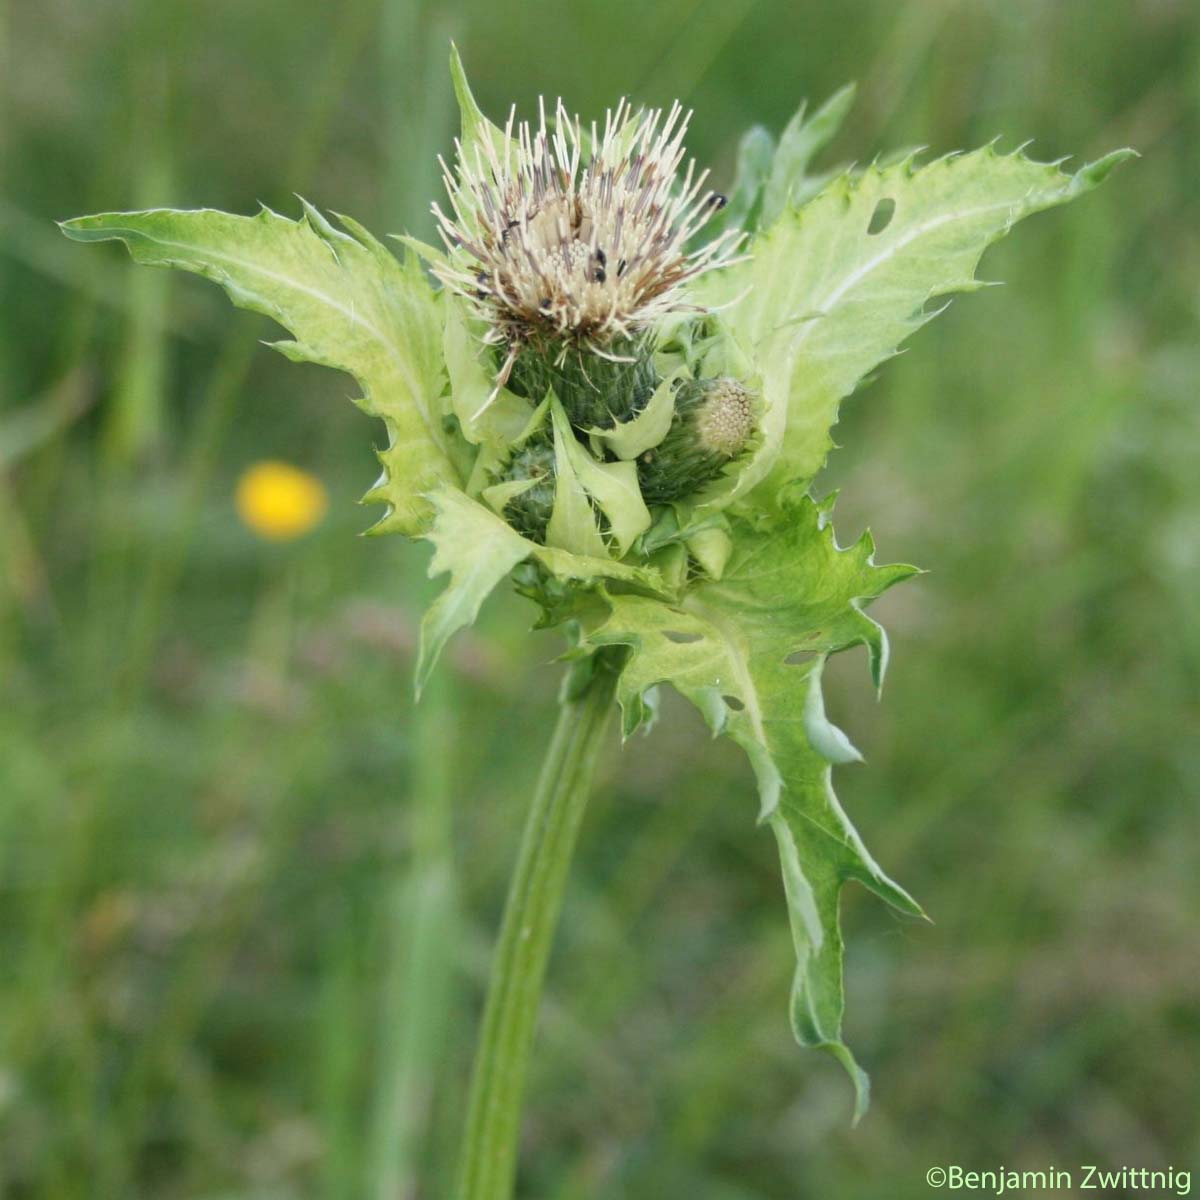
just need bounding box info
[868,196,895,235]
[784,649,819,666]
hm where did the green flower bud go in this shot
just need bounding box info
[505,336,658,430]
[496,439,557,542]
[637,376,756,504]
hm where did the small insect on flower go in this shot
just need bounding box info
[236,460,328,542]
[432,95,741,386]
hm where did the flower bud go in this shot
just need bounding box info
[496,439,557,541]
[507,337,658,430]
[637,377,755,503]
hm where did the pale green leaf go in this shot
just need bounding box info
[587,493,924,1116]
[61,203,456,536]
[418,489,532,694]
[802,659,863,765]
[717,125,775,234]
[419,487,668,690]
[465,390,551,499]
[481,475,540,517]
[693,145,1134,512]
[548,397,651,558]
[443,296,530,446]
[585,370,681,460]
[394,232,450,271]
[547,402,608,559]
[533,541,667,598]
[648,541,688,595]
[760,84,856,228]
[448,44,515,181]
[578,457,651,558]
[686,525,733,581]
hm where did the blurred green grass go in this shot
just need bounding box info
[1,1,1198,1197]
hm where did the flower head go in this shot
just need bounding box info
[637,376,757,503]
[236,460,328,541]
[694,377,755,457]
[433,96,739,376]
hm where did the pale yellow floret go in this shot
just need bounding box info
[696,380,755,456]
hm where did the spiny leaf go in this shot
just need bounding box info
[760,83,857,227]
[448,43,513,169]
[419,488,668,693]
[61,204,456,536]
[418,489,534,693]
[694,145,1135,513]
[586,493,923,1118]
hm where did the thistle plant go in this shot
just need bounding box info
[62,48,1130,1198]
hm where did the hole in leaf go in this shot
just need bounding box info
[723,695,745,711]
[664,630,702,644]
[867,197,895,235]
[785,649,818,666]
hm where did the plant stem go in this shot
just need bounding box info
[455,651,623,1200]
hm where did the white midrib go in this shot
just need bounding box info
[788,189,1045,354]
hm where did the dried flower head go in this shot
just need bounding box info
[433,96,739,378]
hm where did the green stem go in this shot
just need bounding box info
[455,651,623,1200]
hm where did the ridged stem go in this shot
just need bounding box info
[455,651,623,1200]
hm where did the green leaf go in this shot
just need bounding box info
[715,125,775,234]
[418,489,534,693]
[449,43,513,168]
[686,524,733,580]
[480,475,540,517]
[547,397,651,559]
[61,203,457,536]
[584,369,681,460]
[443,296,530,449]
[694,145,1135,512]
[712,83,855,239]
[586,493,924,1117]
[760,84,856,228]
[419,487,668,692]
[547,400,608,560]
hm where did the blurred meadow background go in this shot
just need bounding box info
[2,0,1198,1196]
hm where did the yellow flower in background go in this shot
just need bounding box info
[236,460,328,541]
